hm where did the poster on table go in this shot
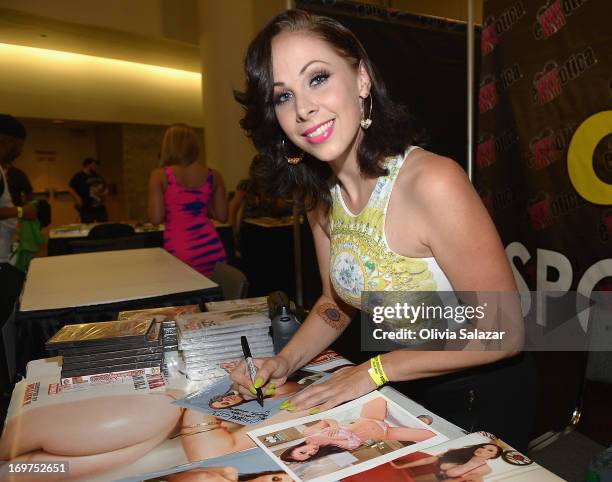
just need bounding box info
[248,391,447,482]
[1,351,437,482]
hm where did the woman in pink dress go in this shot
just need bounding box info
[148,123,228,277]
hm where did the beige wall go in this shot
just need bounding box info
[0,0,200,44]
[0,43,202,126]
[121,124,166,221]
[94,124,127,222]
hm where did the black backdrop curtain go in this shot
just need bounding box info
[297,0,480,168]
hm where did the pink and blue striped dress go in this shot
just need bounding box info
[163,166,226,277]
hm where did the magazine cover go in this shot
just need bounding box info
[340,432,565,482]
[176,311,271,338]
[118,305,201,323]
[174,370,330,425]
[116,447,290,482]
[248,391,448,482]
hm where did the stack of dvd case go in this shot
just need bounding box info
[118,305,200,352]
[176,309,274,381]
[45,319,164,383]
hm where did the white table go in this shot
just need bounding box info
[13,249,221,379]
[21,248,217,311]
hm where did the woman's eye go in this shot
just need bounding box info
[310,71,330,87]
[274,91,292,106]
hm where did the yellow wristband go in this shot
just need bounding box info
[16,206,23,219]
[368,354,389,387]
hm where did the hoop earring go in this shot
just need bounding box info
[286,154,304,165]
[360,95,373,130]
[282,139,304,165]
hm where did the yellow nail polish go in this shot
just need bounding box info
[248,385,257,395]
[269,383,276,389]
[309,408,320,415]
[265,387,275,396]
[254,378,264,389]
[279,400,290,409]
[286,405,298,411]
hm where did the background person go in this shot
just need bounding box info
[230,9,532,451]
[148,123,228,277]
[228,155,292,231]
[0,114,37,263]
[68,157,108,223]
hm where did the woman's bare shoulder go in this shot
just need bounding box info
[397,149,471,205]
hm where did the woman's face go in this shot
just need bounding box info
[289,442,320,461]
[474,444,500,459]
[211,393,243,409]
[271,32,370,165]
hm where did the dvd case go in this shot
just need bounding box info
[46,319,156,350]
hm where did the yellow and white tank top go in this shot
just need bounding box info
[329,147,453,310]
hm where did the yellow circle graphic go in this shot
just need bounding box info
[567,110,612,205]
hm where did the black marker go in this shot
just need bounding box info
[241,335,264,407]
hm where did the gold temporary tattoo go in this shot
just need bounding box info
[317,302,349,330]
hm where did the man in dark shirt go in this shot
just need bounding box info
[6,164,33,207]
[68,158,108,223]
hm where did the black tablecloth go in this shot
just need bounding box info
[239,221,320,308]
[15,286,222,378]
[47,227,236,265]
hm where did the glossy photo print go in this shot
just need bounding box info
[248,391,447,482]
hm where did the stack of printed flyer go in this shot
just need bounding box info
[45,319,164,385]
[176,308,274,381]
[118,304,201,352]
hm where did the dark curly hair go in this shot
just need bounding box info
[208,388,247,409]
[279,440,347,463]
[440,443,503,465]
[234,9,416,213]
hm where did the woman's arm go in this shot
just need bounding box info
[231,204,356,396]
[208,169,228,223]
[390,455,439,469]
[303,419,335,436]
[66,187,82,210]
[147,168,166,225]
[228,188,246,231]
[379,152,523,384]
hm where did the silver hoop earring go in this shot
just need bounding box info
[360,95,373,130]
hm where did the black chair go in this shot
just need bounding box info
[88,223,135,240]
[210,262,249,300]
[0,263,25,387]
